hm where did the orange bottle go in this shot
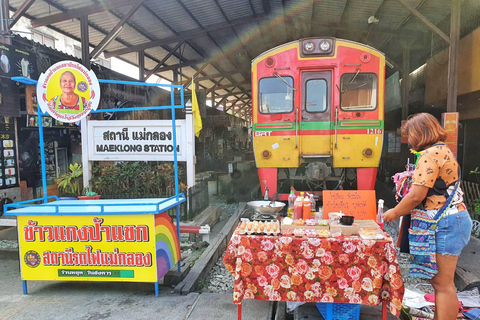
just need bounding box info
[303,195,311,220]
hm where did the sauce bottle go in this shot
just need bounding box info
[294,195,303,220]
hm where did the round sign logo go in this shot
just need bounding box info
[36,60,100,123]
[24,250,41,268]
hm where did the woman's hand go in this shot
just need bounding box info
[383,208,398,223]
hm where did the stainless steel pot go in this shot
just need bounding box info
[246,201,285,215]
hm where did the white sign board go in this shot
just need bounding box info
[87,120,187,161]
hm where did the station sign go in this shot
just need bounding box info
[87,120,187,161]
[37,60,100,123]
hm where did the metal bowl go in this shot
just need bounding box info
[246,201,285,215]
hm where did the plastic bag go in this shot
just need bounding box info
[286,301,305,313]
[458,287,480,308]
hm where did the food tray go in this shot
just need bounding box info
[239,219,280,235]
[358,227,384,240]
[281,218,330,231]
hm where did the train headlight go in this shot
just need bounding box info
[300,38,334,57]
[363,148,373,158]
[262,150,271,159]
[319,40,331,52]
[304,41,315,52]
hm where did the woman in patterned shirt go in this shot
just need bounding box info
[48,71,87,113]
[383,113,472,320]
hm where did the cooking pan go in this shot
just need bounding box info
[246,201,285,215]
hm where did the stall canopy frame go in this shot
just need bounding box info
[5,75,186,287]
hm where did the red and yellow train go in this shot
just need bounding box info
[251,37,385,201]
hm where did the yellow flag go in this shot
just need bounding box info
[192,80,202,137]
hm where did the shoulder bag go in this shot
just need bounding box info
[408,177,460,279]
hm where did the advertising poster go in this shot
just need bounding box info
[36,61,100,123]
[0,116,18,188]
[0,43,38,117]
[18,214,158,282]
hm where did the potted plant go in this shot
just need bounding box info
[56,163,83,198]
[78,189,101,200]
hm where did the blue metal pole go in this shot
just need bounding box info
[37,111,48,203]
[22,280,28,294]
[154,282,159,297]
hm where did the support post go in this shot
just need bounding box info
[447,0,461,112]
[0,0,11,45]
[138,50,145,82]
[22,280,27,295]
[401,43,410,120]
[185,102,195,188]
[80,15,91,69]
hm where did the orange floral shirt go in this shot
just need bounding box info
[412,143,460,210]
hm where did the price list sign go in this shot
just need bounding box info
[0,116,18,188]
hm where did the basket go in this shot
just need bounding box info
[315,302,361,320]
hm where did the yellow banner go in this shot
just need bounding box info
[18,215,157,282]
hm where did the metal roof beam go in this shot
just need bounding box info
[225,94,249,111]
[396,0,450,44]
[104,16,265,58]
[215,87,241,109]
[89,0,145,60]
[208,81,250,92]
[31,0,133,28]
[9,0,36,28]
[145,41,184,80]
[151,60,200,73]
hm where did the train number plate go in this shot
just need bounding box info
[366,129,382,134]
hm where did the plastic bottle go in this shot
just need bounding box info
[377,199,384,230]
[308,193,316,219]
[303,195,311,220]
[287,190,296,219]
[294,195,303,220]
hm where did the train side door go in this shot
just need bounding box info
[300,71,332,156]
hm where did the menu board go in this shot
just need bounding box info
[322,190,377,220]
[0,116,18,188]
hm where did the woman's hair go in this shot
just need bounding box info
[59,71,76,84]
[404,113,447,151]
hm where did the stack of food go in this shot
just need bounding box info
[238,219,280,235]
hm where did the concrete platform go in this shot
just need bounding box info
[455,236,480,291]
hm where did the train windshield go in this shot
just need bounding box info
[340,73,377,111]
[258,76,294,114]
[306,79,327,112]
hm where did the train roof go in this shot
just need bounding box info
[252,37,385,65]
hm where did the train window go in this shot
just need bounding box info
[306,79,327,112]
[258,76,294,114]
[340,73,377,111]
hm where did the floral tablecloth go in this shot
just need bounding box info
[223,229,405,317]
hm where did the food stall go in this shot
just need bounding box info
[3,61,186,296]
[223,190,405,320]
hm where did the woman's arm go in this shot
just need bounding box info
[382,184,429,222]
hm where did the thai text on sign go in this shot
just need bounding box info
[322,190,377,220]
[88,120,187,161]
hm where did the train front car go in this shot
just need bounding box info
[252,38,385,201]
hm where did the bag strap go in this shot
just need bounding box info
[433,168,461,221]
